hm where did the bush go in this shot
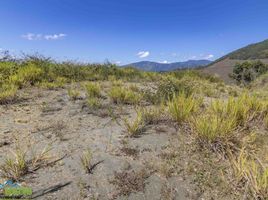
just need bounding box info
[9,63,44,88]
[231,61,268,85]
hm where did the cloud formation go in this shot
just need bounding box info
[137,51,150,58]
[159,60,169,64]
[204,54,214,59]
[22,33,66,41]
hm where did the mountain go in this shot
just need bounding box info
[202,39,268,83]
[124,60,211,72]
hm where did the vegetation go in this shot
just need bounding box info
[80,149,92,174]
[0,53,267,199]
[168,93,202,125]
[109,86,142,105]
[0,145,52,181]
[229,39,268,60]
[231,61,268,85]
[124,110,145,137]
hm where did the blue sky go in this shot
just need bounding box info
[0,0,268,64]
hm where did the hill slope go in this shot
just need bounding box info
[203,39,268,83]
[124,60,211,72]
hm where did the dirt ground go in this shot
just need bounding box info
[0,85,235,200]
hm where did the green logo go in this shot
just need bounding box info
[4,186,32,196]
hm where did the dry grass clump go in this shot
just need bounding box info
[0,84,17,104]
[38,77,67,90]
[109,86,142,105]
[168,93,203,125]
[111,169,150,197]
[140,106,165,125]
[80,149,92,174]
[229,149,268,199]
[68,87,80,100]
[124,110,145,137]
[0,145,52,181]
[85,82,101,98]
[192,93,267,149]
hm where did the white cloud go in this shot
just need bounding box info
[115,61,121,65]
[22,33,66,41]
[159,60,170,64]
[137,51,150,58]
[44,33,66,40]
[204,54,214,59]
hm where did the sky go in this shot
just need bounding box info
[0,0,268,64]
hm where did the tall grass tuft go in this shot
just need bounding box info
[230,149,268,199]
[109,86,142,105]
[85,82,101,98]
[124,110,145,137]
[167,93,202,125]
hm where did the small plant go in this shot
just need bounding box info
[140,106,164,125]
[124,110,145,137]
[80,149,92,174]
[85,82,101,98]
[87,97,101,108]
[167,93,202,125]
[0,145,52,181]
[68,88,80,100]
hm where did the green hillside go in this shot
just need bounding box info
[229,39,268,59]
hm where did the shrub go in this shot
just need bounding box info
[9,63,44,88]
[168,93,202,125]
[124,110,145,137]
[231,61,268,85]
[0,84,17,104]
[109,86,142,105]
[85,82,101,98]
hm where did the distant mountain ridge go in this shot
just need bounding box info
[124,60,211,72]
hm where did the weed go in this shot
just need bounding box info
[80,149,92,174]
[68,88,80,100]
[168,93,202,125]
[124,110,145,137]
[0,84,17,104]
[229,149,268,199]
[87,97,101,109]
[0,145,52,181]
[111,169,150,197]
[85,82,101,98]
[109,86,142,105]
[140,106,165,125]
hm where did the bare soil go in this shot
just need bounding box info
[0,86,236,200]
